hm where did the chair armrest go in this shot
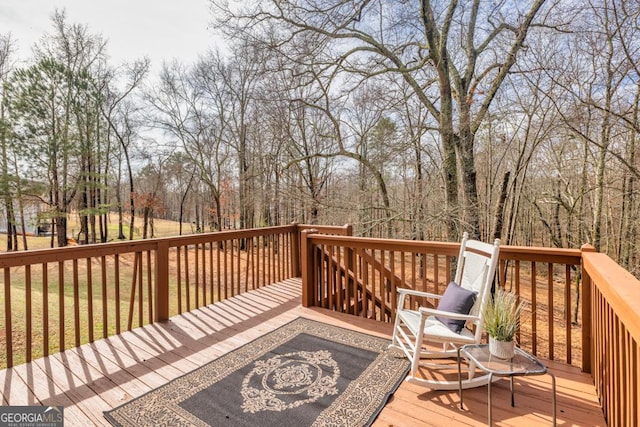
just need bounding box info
[418,306,480,322]
[397,288,442,300]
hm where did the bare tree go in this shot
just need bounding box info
[539,2,640,255]
[210,0,551,240]
[148,58,230,232]
[204,43,264,231]
[99,59,150,240]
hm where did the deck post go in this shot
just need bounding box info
[344,224,354,270]
[301,229,316,307]
[581,244,595,374]
[291,222,301,277]
[155,240,170,321]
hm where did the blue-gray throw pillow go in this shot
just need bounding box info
[435,281,477,333]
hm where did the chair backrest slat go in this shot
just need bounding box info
[454,233,500,335]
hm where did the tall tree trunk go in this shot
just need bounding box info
[17,191,27,250]
[552,182,562,247]
[1,98,17,251]
[89,155,97,243]
[56,215,68,247]
[412,136,425,241]
[492,171,511,240]
[125,148,135,240]
[214,194,223,232]
[593,130,608,252]
[80,186,89,243]
[593,9,616,252]
[142,206,151,239]
[238,124,254,233]
[11,151,24,249]
[178,173,194,235]
[577,129,590,245]
[115,154,126,240]
[52,164,69,247]
[273,164,281,225]
[593,135,611,249]
[79,155,89,244]
[358,142,369,235]
[442,136,459,241]
[195,203,201,233]
[458,130,481,239]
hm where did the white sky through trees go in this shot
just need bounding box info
[0,0,215,67]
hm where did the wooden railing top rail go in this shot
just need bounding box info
[1,226,581,270]
[304,234,582,265]
[0,240,161,268]
[305,234,460,254]
[583,250,640,342]
[0,224,360,270]
[297,224,353,235]
[157,225,297,248]
[500,245,581,264]
[0,225,301,269]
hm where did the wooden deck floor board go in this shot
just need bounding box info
[12,358,102,426]
[67,343,153,399]
[30,356,110,426]
[0,278,604,426]
[2,363,42,406]
[54,348,144,409]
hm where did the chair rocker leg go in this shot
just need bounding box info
[405,372,492,390]
[417,349,460,359]
[405,350,493,390]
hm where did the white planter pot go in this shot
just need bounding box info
[489,336,515,359]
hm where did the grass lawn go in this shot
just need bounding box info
[0,251,222,368]
[0,215,209,368]
[1,215,197,252]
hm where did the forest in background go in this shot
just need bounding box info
[0,1,639,275]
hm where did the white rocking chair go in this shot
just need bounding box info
[389,232,500,390]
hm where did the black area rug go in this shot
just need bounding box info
[104,317,409,427]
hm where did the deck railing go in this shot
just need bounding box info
[581,249,640,427]
[0,223,348,368]
[300,230,637,427]
[1,224,637,426]
[300,232,583,365]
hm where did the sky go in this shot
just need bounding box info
[0,0,216,68]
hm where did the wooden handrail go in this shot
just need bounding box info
[582,251,640,340]
[297,224,352,236]
[303,234,582,264]
[582,249,640,427]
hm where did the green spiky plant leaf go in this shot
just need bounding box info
[483,289,525,342]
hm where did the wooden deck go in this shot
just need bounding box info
[0,279,605,426]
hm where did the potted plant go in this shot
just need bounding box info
[483,288,525,359]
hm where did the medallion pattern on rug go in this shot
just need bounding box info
[241,350,340,413]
